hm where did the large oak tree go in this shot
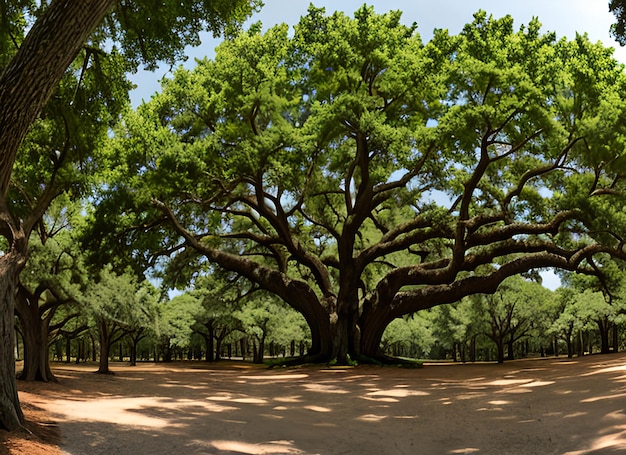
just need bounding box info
[92,7,626,365]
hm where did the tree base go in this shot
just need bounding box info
[266,353,423,368]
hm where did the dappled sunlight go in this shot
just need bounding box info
[356,413,388,422]
[206,393,268,404]
[303,405,332,412]
[33,397,171,428]
[581,392,626,403]
[301,383,349,394]
[488,400,511,405]
[582,364,626,376]
[563,429,626,455]
[487,379,531,386]
[365,388,429,398]
[19,354,626,454]
[274,395,303,403]
[205,439,307,454]
[564,412,587,418]
[520,380,555,387]
[361,396,399,403]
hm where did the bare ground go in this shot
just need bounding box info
[5,353,626,454]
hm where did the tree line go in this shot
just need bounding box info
[3,0,626,433]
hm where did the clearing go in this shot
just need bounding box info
[4,353,626,454]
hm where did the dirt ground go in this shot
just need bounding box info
[4,353,626,454]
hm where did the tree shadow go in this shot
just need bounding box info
[16,355,626,454]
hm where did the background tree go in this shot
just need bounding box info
[15,220,86,382]
[156,293,200,362]
[124,282,159,366]
[610,0,626,45]
[84,266,155,374]
[190,275,246,362]
[475,276,547,363]
[381,314,433,360]
[92,7,626,365]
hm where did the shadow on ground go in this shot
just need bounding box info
[17,354,626,455]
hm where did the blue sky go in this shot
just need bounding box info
[130,1,622,290]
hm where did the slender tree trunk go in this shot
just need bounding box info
[215,337,223,361]
[97,320,111,374]
[469,335,477,363]
[130,338,138,366]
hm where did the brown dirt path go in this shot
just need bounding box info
[9,353,626,454]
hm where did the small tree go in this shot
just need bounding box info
[85,266,153,374]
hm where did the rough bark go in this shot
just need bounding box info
[97,320,112,374]
[0,0,116,196]
[0,0,117,432]
[0,250,25,431]
[14,286,58,382]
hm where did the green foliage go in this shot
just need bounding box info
[157,293,202,349]
[91,6,626,360]
[99,0,261,71]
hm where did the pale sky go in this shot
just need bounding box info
[130,1,621,291]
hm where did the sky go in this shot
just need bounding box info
[129,1,624,291]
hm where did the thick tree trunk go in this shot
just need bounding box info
[16,313,54,382]
[360,310,392,359]
[0,0,116,196]
[15,289,56,382]
[0,250,26,430]
[0,0,117,433]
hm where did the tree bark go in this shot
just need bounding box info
[597,318,610,354]
[0,250,26,430]
[97,320,111,374]
[0,0,117,432]
[14,287,57,382]
[0,0,116,195]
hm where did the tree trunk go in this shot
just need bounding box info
[470,335,477,363]
[15,287,56,382]
[0,249,26,430]
[495,339,505,364]
[597,319,610,354]
[16,312,55,382]
[97,321,111,374]
[506,338,515,361]
[0,0,117,432]
[130,338,138,366]
[0,0,116,195]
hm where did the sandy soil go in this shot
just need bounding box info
[6,353,626,454]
